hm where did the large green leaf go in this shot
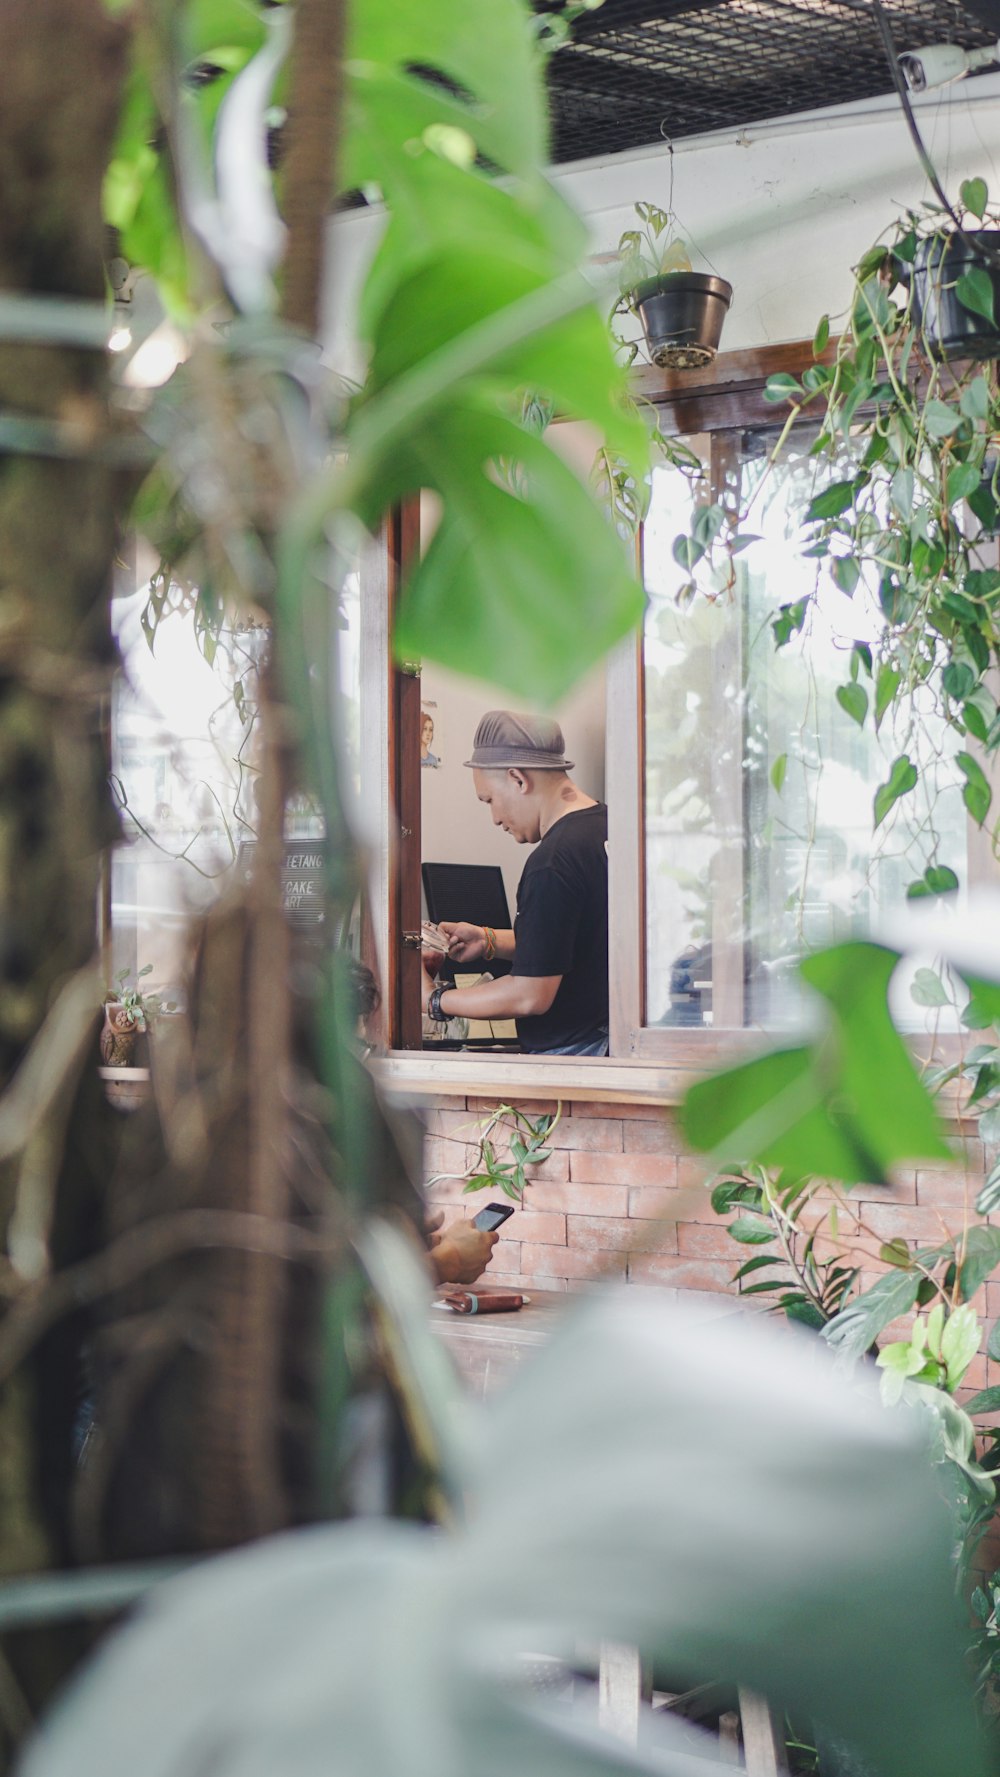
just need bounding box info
[346,0,545,182]
[681,942,950,1185]
[20,1296,986,1777]
[822,1268,922,1360]
[358,396,642,701]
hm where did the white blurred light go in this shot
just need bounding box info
[108,325,132,354]
[122,321,187,389]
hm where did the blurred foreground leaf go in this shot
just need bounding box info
[680,942,950,1185]
[19,1296,985,1777]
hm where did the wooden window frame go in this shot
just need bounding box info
[374,339,999,1095]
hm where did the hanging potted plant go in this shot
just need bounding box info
[611,201,732,371]
[758,177,1000,845]
[898,178,1000,362]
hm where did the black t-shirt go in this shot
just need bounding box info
[513,803,609,1052]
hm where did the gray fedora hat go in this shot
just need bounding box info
[464,710,574,771]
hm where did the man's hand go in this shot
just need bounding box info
[429,1217,499,1286]
[438,921,486,964]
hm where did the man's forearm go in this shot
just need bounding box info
[433,972,558,1020]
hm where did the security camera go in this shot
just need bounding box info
[899,41,1000,91]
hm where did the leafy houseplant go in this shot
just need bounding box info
[611,200,732,371]
[100,964,170,1067]
[426,1101,561,1203]
[760,179,1000,859]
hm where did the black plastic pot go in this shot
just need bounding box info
[909,229,1000,361]
[633,272,733,370]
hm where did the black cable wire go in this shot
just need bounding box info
[868,0,1000,269]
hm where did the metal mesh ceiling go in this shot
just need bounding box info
[540,0,1000,163]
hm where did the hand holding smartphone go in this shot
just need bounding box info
[472,1201,516,1232]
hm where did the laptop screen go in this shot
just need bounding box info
[422,862,512,931]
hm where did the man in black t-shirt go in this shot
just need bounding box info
[420,711,609,1055]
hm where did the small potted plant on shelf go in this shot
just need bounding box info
[610,200,732,370]
[101,964,170,1067]
[898,177,1000,362]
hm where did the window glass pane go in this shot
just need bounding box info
[643,425,969,1033]
[110,551,363,1000]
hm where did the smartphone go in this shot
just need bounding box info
[473,1201,516,1232]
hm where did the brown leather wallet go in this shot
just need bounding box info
[444,1290,524,1315]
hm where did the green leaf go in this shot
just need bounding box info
[961,177,989,220]
[804,480,856,522]
[681,942,950,1189]
[728,1216,777,1246]
[956,268,996,327]
[906,865,959,901]
[880,1239,912,1268]
[956,750,992,826]
[943,661,976,702]
[831,555,861,596]
[960,375,990,422]
[673,532,705,572]
[763,371,804,404]
[836,682,868,727]
[364,388,644,703]
[947,462,981,506]
[770,753,787,794]
[874,755,918,829]
[813,314,830,356]
[874,664,900,732]
[940,1302,981,1389]
[772,599,808,648]
[890,466,914,516]
[961,1225,1000,1299]
[710,1178,762,1215]
[733,1253,786,1281]
[965,1383,1000,1415]
[922,400,961,440]
[783,1298,827,1330]
[347,0,546,184]
[976,1161,1000,1217]
[823,1268,922,1360]
[910,968,949,1008]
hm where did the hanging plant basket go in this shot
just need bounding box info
[632,272,733,370]
[908,229,1000,361]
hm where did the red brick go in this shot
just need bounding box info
[488,1238,520,1272]
[465,1097,560,1119]
[566,1099,665,1121]
[548,1117,624,1152]
[861,1204,959,1242]
[509,1211,567,1247]
[570,1152,678,1186]
[567,1213,674,1254]
[627,1254,735,1291]
[523,1243,628,1281]
[676,1156,717,1190]
[530,1180,629,1216]
[629,1185,686,1220]
[677,1221,747,1260]
[851,1170,917,1205]
[424,1136,474,1179]
[915,1168,981,1208]
[426,1177,475,1207]
[620,1119,689,1156]
[921,1137,986,1172]
[484,1271,570,1293]
[423,1108,480,1140]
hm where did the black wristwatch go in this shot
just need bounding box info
[428,985,449,1022]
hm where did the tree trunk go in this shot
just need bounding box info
[0,0,125,1749]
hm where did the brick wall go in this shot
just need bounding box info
[423,1094,998,1383]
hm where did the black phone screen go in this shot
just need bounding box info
[473,1202,515,1232]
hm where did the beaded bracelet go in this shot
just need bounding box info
[482,925,497,961]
